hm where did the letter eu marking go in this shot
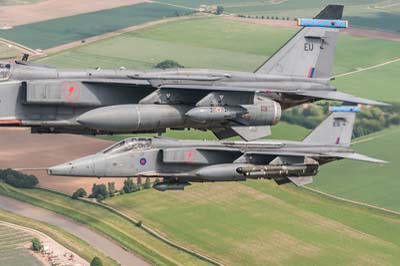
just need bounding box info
[304,42,314,51]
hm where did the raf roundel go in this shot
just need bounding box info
[139,158,147,166]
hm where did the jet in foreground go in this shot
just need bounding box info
[0,5,388,141]
[48,107,386,191]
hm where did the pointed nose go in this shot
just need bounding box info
[48,157,95,176]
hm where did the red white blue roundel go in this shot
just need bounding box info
[139,158,147,165]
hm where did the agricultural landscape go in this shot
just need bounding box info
[0,0,399,266]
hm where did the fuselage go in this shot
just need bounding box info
[48,137,351,179]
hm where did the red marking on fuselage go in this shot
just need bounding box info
[63,81,81,103]
[68,86,75,96]
[186,150,193,162]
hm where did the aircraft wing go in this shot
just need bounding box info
[245,150,387,164]
[295,90,389,106]
[325,152,388,164]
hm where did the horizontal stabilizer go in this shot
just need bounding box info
[328,152,388,164]
[231,125,271,141]
[296,90,389,106]
[288,176,314,186]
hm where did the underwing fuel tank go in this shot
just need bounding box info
[236,164,319,178]
[153,181,191,191]
[77,104,190,132]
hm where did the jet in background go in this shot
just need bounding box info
[48,107,386,191]
[0,5,388,141]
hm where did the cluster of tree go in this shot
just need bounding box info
[73,177,160,201]
[237,14,290,20]
[155,60,184,69]
[88,182,118,201]
[90,257,103,266]
[282,102,400,138]
[122,177,156,194]
[0,169,38,188]
[31,238,43,251]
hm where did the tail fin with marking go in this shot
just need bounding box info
[303,109,356,147]
[255,5,344,79]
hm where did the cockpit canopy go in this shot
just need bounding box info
[102,137,152,154]
[0,63,11,81]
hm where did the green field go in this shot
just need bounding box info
[312,126,400,211]
[0,0,38,5]
[0,223,41,266]
[105,179,400,266]
[0,207,116,266]
[0,3,191,49]
[218,0,400,33]
[1,181,399,266]
[0,42,20,59]
[0,183,212,266]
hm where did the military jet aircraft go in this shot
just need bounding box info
[0,5,387,141]
[48,107,386,191]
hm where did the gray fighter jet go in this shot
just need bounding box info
[0,5,387,141]
[48,108,386,191]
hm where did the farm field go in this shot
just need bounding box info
[0,2,191,49]
[0,222,41,266]
[0,42,19,59]
[0,0,38,5]
[332,60,400,103]
[312,126,400,211]
[0,183,211,266]
[217,0,400,33]
[0,207,115,266]
[105,178,400,266]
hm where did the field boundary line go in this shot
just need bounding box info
[42,15,203,56]
[78,198,225,266]
[303,186,400,216]
[0,37,42,56]
[151,1,197,10]
[335,57,400,78]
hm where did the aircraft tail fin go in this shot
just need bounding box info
[255,5,344,79]
[303,107,356,147]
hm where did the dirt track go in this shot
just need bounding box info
[0,0,148,26]
[0,127,127,194]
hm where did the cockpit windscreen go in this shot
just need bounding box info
[102,138,152,154]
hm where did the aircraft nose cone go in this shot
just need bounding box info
[48,162,75,176]
[48,157,95,176]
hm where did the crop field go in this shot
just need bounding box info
[0,183,211,266]
[0,223,41,266]
[0,42,19,59]
[0,2,191,49]
[0,203,116,266]
[312,126,400,211]
[0,0,38,5]
[333,60,400,103]
[37,17,400,73]
[105,179,400,266]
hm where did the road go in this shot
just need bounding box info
[0,195,150,266]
